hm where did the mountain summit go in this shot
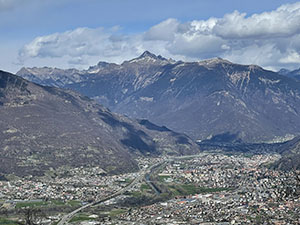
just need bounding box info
[0,70,199,177]
[139,50,158,58]
[138,51,168,61]
[126,51,171,65]
[17,53,300,143]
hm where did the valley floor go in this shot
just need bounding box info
[0,153,299,224]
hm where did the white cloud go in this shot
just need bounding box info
[167,33,225,58]
[279,50,300,64]
[144,18,180,41]
[18,27,141,65]
[19,2,300,70]
[212,4,300,39]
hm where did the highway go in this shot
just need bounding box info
[57,154,206,224]
[57,160,163,225]
[144,161,166,195]
[143,154,208,195]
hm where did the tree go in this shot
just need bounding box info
[17,208,45,225]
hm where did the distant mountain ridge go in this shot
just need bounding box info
[0,70,199,177]
[17,67,85,87]
[17,52,300,143]
[278,67,300,80]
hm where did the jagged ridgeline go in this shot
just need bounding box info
[278,67,300,80]
[17,51,300,143]
[0,70,199,177]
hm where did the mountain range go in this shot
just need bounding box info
[0,70,199,177]
[278,68,300,80]
[17,51,300,143]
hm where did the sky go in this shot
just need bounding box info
[1,0,300,73]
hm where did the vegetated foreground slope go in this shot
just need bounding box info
[17,52,300,143]
[0,70,199,177]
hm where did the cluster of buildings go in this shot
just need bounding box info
[111,154,300,224]
[0,166,140,202]
[0,153,299,224]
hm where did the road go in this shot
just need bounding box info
[57,160,163,225]
[144,161,166,195]
[143,153,208,195]
[57,154,206,224]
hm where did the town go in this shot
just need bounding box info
[114,154,300,224]
[0,153,299,224]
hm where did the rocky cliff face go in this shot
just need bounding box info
[0,70,199,177]
[17,52,300,143]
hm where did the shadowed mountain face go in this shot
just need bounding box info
[272,136,300,170]
[271,136,300,171]
[17,52,300,143]
[0,70,199,177]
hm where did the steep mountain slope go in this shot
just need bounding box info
[17,51,174,107]
[0,70,199,177]
[17,52,300,143]
[272,136,300,170]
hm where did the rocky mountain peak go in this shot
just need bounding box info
[17,67,31,74]
[0,69,200,176]
[86,61,115,73]
[126,51,170,65]
[139,50,158,59]
[198,57,233,66]
[278,68,291,76]
[16,66,84,88]
[15,53,300,143]
[96,61,110,67]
